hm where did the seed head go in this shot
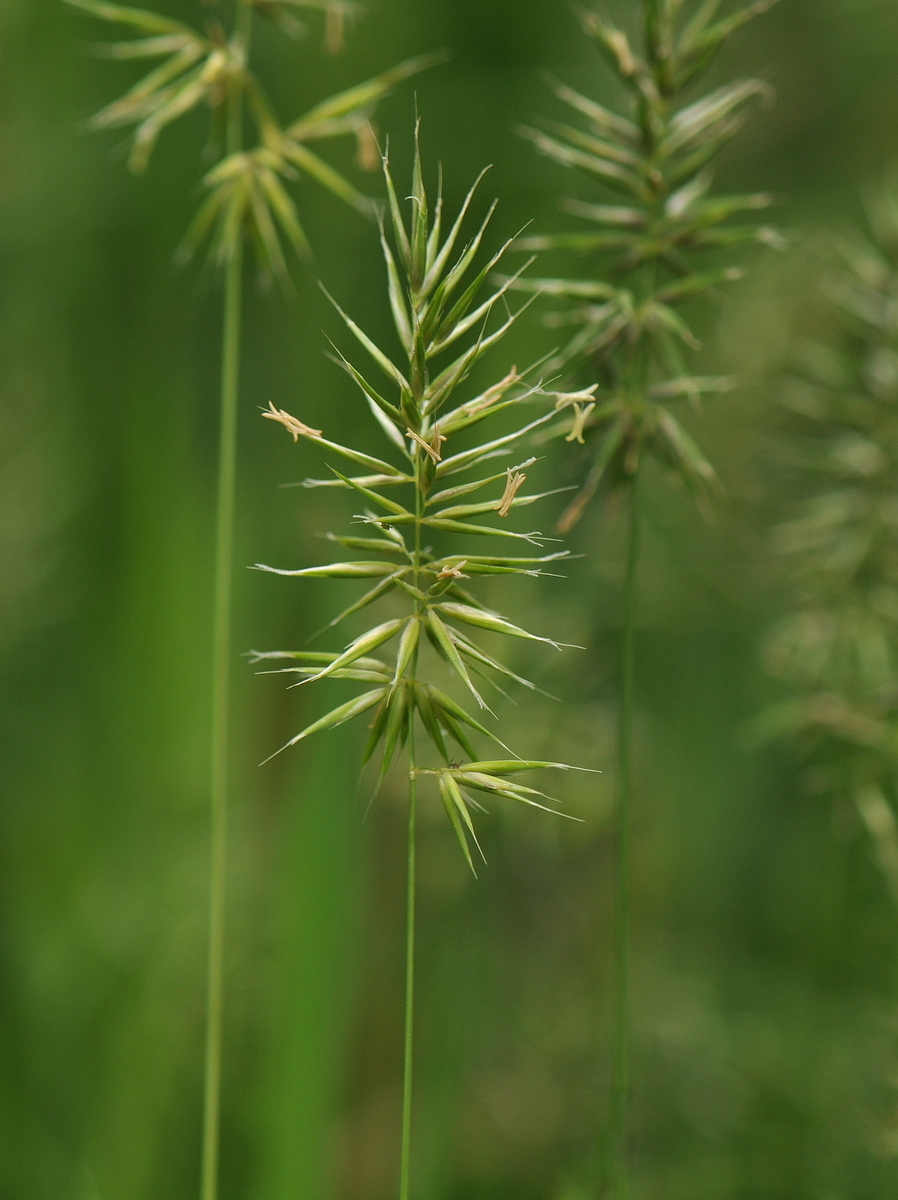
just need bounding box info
[256,143,583,871]
[511,0,779,522]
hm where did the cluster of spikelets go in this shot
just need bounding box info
[253,142,588,871]
[760,186,898,895]
[506,0,783,530]
[65,0,435,279]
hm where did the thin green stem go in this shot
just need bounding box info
[399,705,418,1200]
[200,7,252,1200]
[399,445,424,1200]
[609,468,641,1200]
[201,236,244,1200]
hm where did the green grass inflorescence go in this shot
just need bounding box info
[256,133,587,1197]
[515,2,781,1192]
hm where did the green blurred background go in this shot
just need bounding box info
[4,1,898,1197]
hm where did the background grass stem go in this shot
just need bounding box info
[201,233,245,1200]
[400,711,418,1200]
[201,9,252,1197]
[400,465,424,1200]
[609,469,641,1200]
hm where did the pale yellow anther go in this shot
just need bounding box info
[565,402,596,445]
[263,402,322,441]
[438,561,469,581]
[469,366,522,414]
[495,469,526,517]
[551,383,599,411]
[407,426,447,463]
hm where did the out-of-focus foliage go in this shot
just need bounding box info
[761,186,898,898]
[512,0,781,529]
[67,0,435,276]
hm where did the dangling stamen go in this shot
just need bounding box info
[263,401,322,441]
[495,468,526,517]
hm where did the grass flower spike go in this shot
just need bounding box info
[762,184,898,901]
[515,0,782,530]
[67,0,437,277]
[257,136,584,1200]
[515,4,780,1196]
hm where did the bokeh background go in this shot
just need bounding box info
[4,1,898,1198]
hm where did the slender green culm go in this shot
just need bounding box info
[760,181,898,903]
[203,238,244,1200]
[255,131,588,1194]
[511,2,780,1192]
[64,4,435,1199]
[202,13,252,1197]
[400,713,418,1200]
[610,469,640,1200]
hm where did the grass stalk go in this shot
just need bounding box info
[399,706,418,1200]
[609,469,641,1200]
[201,234,244,1200]
[399,444,426,1200]
[201,8,252,1200]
